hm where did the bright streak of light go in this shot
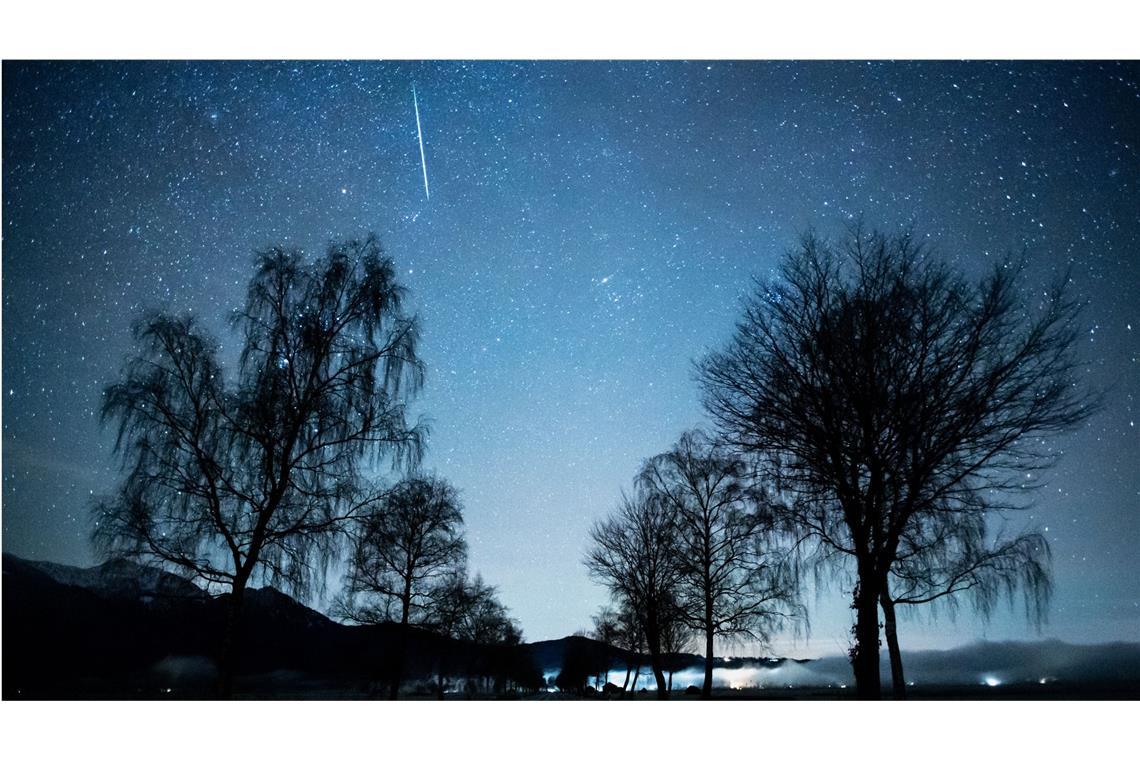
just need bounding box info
[412,84,430,200]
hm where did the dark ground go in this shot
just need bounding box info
[6,553,1139,701]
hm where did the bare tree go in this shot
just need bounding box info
[698,225,1096,698]
[555,637,596,696]
[639,429,802,698]
[592,606,623,648]
[656,591,692,694]
[584,489,681,699]
[432,569,521,646]
[93,236,425,696]
[590,606,623,690]
[340,474,466,698]
[882,513,1051,697]
[428,566,522,697]
[592,602,643,695]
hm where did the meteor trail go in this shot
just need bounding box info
[412,83,430,200]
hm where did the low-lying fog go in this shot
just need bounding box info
[545,640,1140,691]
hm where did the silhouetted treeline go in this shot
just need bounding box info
[91,236,525,698]
[582,222,1095,700]
[3,553,543,698]
[86,222,1097,701]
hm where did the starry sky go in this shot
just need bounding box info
[3,61,1138,655]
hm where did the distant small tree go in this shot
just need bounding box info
[592,602,643,695]
[428,566,523,697]
[432,569,521,645]
[465,576,523,647]
[615,602,645,695]
[556,637,595,695]
[657,591,692,694]
[93,236,425,696]
[698,224,1096,698]
[585,489,681,699]
[592,606,622,644]
[639,429,802,698]
[591,606,623,690]
[340,475,466,698]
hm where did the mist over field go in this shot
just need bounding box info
[562,640,1140,692]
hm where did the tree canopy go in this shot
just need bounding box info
[698,225,1095,698]
[94,235,425,694]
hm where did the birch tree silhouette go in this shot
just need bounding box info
[638,429,802,698]
[585,489,681,699]
[340,474,466,698]
[94,236,425,696]
[882,516,1051,697]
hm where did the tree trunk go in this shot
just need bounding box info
[621,662,632,694]
[644,611,669,700]
[850,575,882,700]
[667,669,673,693]
[627,630,644,696]
[389,621,408,700]
[390,587,412,700]
[881,592,906,699]
[648,653,668,699]
[702,626,715,699]
[217,578,248,698]
[702,546,715,699]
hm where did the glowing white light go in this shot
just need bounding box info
[983,676,1001,687]
[412,84,430,200]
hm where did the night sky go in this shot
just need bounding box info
[3,61,1138,655]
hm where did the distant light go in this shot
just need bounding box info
[983,676,1001,687]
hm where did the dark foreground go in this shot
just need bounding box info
[291,680,1140,700]
[13,680,1139,700]
[6,553,1140,701]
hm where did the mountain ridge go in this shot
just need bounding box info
[5,552,1140,698]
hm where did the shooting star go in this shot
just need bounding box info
[412,83,430,200]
